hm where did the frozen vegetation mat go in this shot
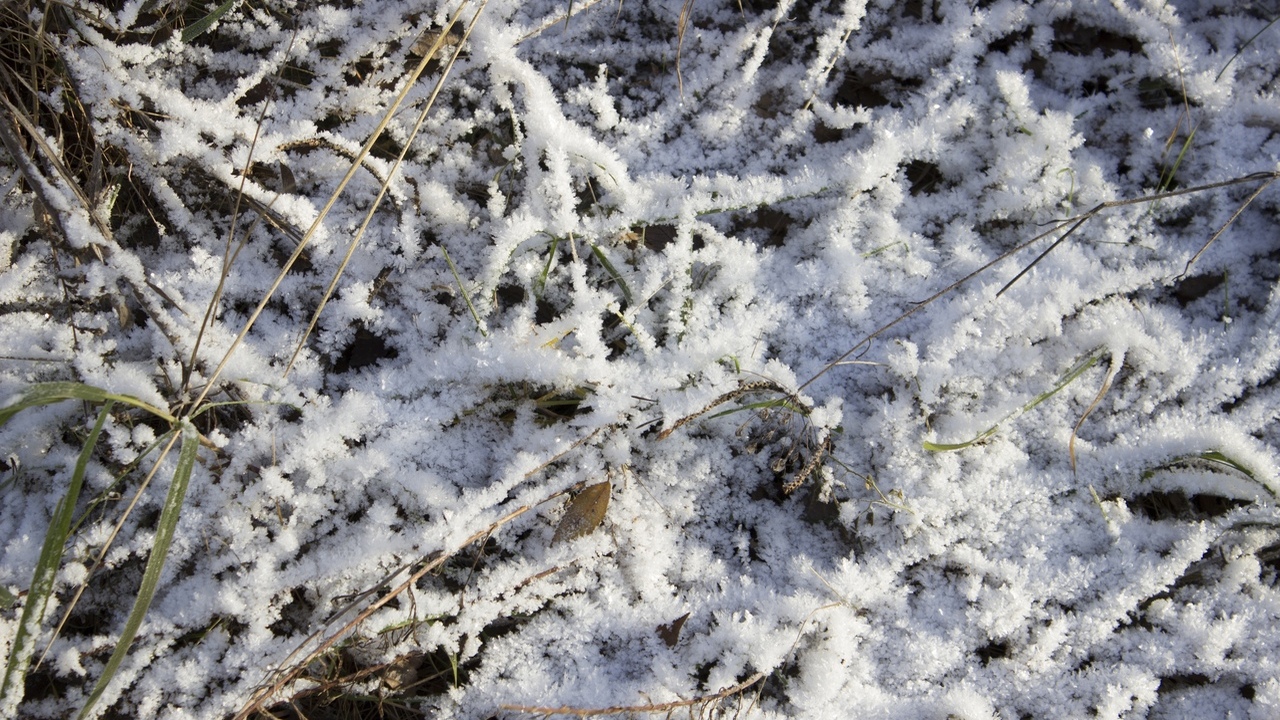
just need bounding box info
[2,0,1280,717]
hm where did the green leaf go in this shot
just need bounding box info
[77,423,199,719]
[441,245,487,337]
[180,0,239,43]
[536,235,560,296]
[1,402,113,711]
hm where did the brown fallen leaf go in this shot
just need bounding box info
[657,612,690,648]
[552,481,610,545]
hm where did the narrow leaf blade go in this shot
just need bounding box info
[1,382,173,427]
[77,423,199,719]
[1,402,112,711]
[180,0,239,43]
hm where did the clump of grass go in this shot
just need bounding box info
[0,383,202,718]
[0,0,487,715]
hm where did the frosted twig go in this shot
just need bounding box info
[798,169,1280,393]
[517,0,609,44]
[233,423,614,720]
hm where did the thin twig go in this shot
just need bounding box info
[233,424,613,720]
[797,170,1280,393]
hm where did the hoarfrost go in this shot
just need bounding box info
[1,0,1279,718]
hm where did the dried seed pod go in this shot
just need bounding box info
[784,437,831,494]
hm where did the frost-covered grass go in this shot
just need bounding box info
[2,0,1280,718]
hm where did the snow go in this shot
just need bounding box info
[2,0,1279,717]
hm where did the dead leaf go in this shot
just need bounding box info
[657,612,690,647]
[380,652,424,691]
[552,481,610,545]
[411,28,463,58]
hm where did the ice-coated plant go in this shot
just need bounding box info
[2,0,1280,718]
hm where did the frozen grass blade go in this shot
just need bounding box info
[234,426,613,719]
[441,244,487,337]
[1141,451,1262,486]
[181,0,239,43]
[184,28,298,398]
[1070,351,1120,474]
[0,383,210,717]
[676,0,694,96]
[924,349,1102,452]
[590,243,633,305]
[657,380,792,441]
[705,397,804,421]
[1216,14,1280,81]
[1181,173,1277,277]
[196,1,478,396]
[76,422,200,720]
[798,170,1280,393]
[1155,124,1197,197]
[536,235,561,296]
[0,401,112,712]
[0,381,175,426]
[1196,451,1259,483]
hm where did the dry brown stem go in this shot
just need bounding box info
[233,424,614,720]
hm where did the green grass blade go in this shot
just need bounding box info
[536,235,560,296]
[1,382,174,426]
[1017,349,1101,415]
[705,398,802,421]
[1197,450,1257,482]
[76,422,199,719]
[925,349,1102,452]
[922,425,1000,452]
[440,245,487,337]
[180,0,239,43]
[590,243,634,306]
[1,402,113,712]
[1157,125,1198,193]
